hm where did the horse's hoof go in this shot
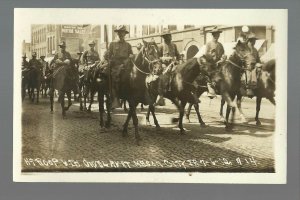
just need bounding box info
[122,130,128,137]
[87,109,92,113]
[256,120,261,126]
[50,110,53,114]
[80,107,83,111]
[186,118,191,123]
[225,125,233,132]
[200,123,207,128]
[180,129,186,135]
[135,139,141,146]
[105,121,111,128]
[146,121,151,126]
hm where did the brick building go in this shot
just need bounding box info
[30,24,100,61]
[98,25,275,60]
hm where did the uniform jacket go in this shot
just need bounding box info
[205,41,225,62]
[108,40,133,65]
[158,42,180,60]
[82,49,100,65]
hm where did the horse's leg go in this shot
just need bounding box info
[145,106,151,126]
[59,91,66,118]
[225,104,232,130]
[178,101,187,134]
[131,103,141,145]
[105,93,111,128]
[98,92,104,127]
[194,103,206,127]
[171,99,186,134]
[123,100,128,112]
[255,96,262,126]
[122,106,132,137]
[49,88,54,113]
[236,94,246,123]
[220,98,226,122]
[88,89,95,112]
[185,103,193,123]
[149,104,160,129]
[65,91,72,111]
[268,97,276,106]
[83,85,88,111]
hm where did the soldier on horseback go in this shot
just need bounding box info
[29,52,42,71]
[82,40,100,82]
[21,54,29,70]
[205,26,227,98]
[107,25,134,108]
[39,55,49,77]
[244,33,262,97]
[155,28,180,106]
[50,41,79,93]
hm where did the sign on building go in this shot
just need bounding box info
[61,25,90,38]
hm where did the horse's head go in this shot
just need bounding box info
[197,54,217,75]
[140,40,162,75]
[233,40,257,69]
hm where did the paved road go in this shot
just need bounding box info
[21,94,275,172]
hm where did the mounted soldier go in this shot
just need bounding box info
[29,52,42,71]
[39,55,49,77]
[21,54,29,70]
[81,40,100,82]
[205,26,227,98]
[244,32,262,97]
[107,25,134,108]
[155,28,180,106]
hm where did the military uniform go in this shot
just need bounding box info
[107,25,133,108]
[39,58,49,76]
[29,54,42,71]
[22,58,29,69]
[205,41,225,62]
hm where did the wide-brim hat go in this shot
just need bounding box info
[88,40,96,46]
[161,28,171,36]
[114,25,129,34]
[40,55,45,58]
[22,54,27,58]
[247,32,258,40]
[210,26,222,34]
[32,52,37,56]
[77,52,83,55]
[58,41,66,47]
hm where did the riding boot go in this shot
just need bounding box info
[155,95,165,106]
[207,83,217,99]
[192,92,200,104]
[111,83,121,109]
[246,88,255,98]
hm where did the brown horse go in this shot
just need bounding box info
[119,40,162,145]
[49,60,79,117]
[146,55,216,133]
[213,40,257,130]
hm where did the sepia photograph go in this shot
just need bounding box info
[14,9,287,183]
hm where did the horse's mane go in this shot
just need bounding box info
[176,57,198,74]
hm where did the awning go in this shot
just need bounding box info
[194,39,265,58]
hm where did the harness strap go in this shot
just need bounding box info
[131,59,151,75]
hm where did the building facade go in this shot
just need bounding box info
[30,24,101,60]
[98,25,275,60]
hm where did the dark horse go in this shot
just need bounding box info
[49,60,79,117]
[27,66,42,103]
[184,74,209,123]
[85,62,112,128]
[220,59,276,126]
[146,54,216,133]
[119,40,162,145]
[212,41,257,130]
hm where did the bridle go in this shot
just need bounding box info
[132,45,161,75]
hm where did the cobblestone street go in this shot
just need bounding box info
[21,94,275,172]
